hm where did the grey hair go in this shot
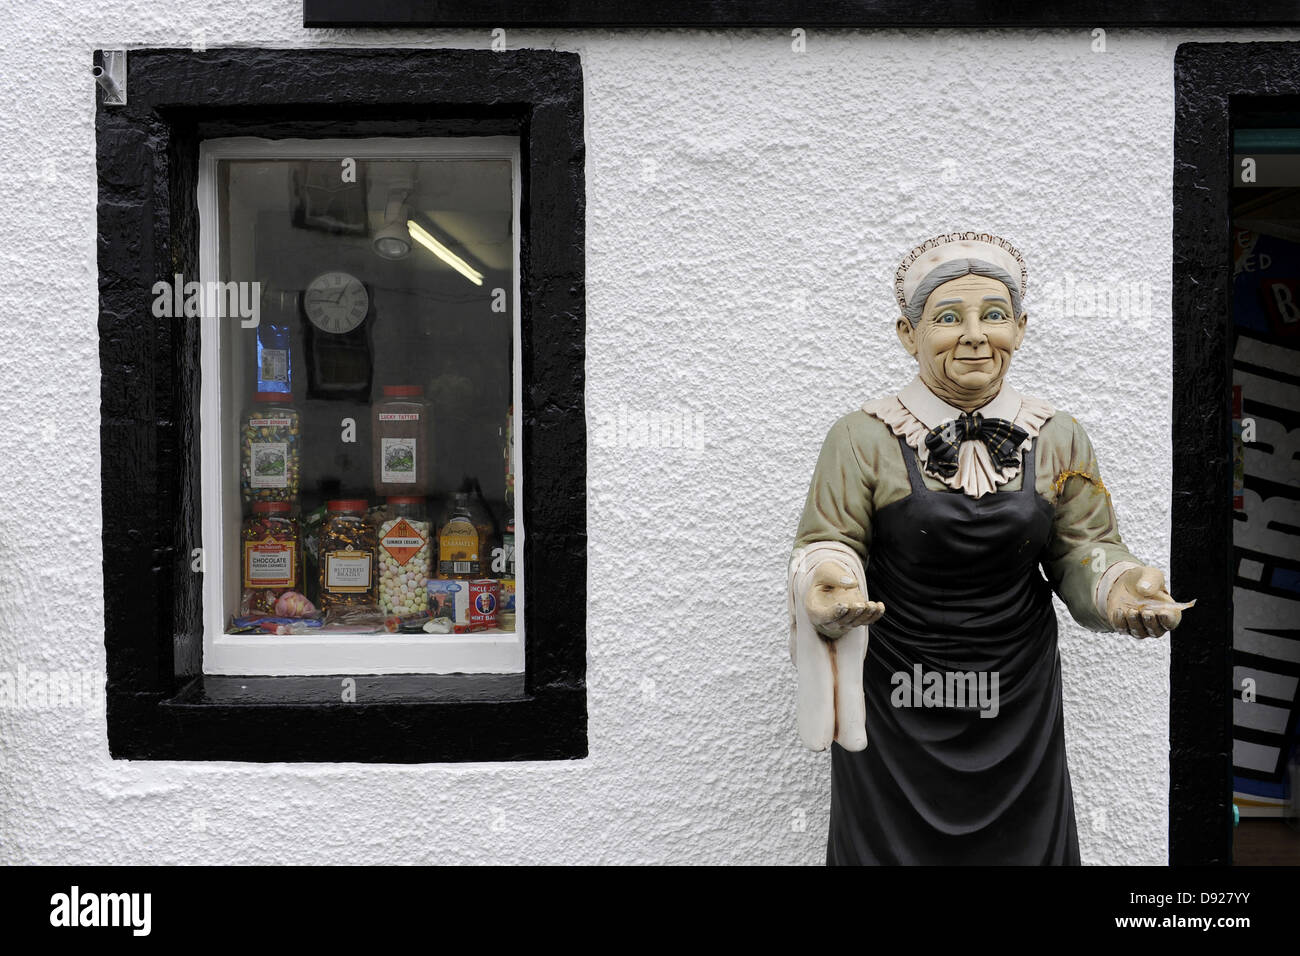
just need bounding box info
[902,258,1023,326]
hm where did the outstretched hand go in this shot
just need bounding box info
[805,560,885,640]
[1106,566,1191,639]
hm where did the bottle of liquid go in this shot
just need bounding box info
[491,523,515,577]
[465,491,494,573]
[438,493,482,579]
[496,521,516,632]
[503,403,514,512]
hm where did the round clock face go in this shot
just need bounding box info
[304,271,369,334]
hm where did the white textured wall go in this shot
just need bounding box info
[1,6,1291,865]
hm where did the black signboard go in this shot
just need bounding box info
[304,1,1300,29]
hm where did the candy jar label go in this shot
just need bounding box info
[325,552,372,591]
[249,442,288,488]
[380,437,417,483]
[244,537,295,588]
[380,518,425,566]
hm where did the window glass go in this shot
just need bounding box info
[201,141,521,672]
[1229,120,1300,823]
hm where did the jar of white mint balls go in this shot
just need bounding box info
[377,496,432,616]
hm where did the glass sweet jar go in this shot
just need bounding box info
[241,391,301,507]
[318,499,378,609]
[377,496,432,616]
[239,501,301,615]
[372,385,431,496]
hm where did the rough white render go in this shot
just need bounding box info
[0,6,1291,864]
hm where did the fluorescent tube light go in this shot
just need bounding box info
[406,218,484,286]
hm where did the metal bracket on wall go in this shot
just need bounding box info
[93,50,127,105]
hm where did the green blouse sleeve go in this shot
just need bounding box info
[1041,415,1145,631]
[793,413,876,563]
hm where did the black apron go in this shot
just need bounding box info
[827,434,1080,865]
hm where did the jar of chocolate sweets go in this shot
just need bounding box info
[240,501,300,615]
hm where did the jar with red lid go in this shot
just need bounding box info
[241,391,300,507]
[378,496,432,615]
[372,385,431,495]
[240,501,301,615]
[318,499,377,609]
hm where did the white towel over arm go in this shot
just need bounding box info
[787,541,870,752]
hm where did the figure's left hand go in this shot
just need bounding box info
[1106,566,1189,638]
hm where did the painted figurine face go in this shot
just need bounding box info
[896,274,1027,401]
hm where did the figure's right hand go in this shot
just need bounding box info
[805,561,885,640]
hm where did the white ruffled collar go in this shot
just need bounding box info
[862,375,1055,498]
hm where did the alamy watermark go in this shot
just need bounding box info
[1034,274,1152,322]
[151,274,261,327]
[591,405,708,453]
[0,665,103,712]
[891,664,1000,719]
[50,886,151,936]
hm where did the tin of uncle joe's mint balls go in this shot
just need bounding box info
[427,578,499,632]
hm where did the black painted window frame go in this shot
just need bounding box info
[97,48,587,762]
[1170,41,1300,864]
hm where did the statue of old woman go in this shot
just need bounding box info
[787,232,1189,865]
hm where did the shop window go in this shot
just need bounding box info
[98,48,586,761]
[198,138,523,676]
[1172,41,1300,863]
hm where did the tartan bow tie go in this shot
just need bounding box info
[923,411,1028,478]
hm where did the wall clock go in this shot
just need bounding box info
[303,270,373,400]
[304,270,370,334]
